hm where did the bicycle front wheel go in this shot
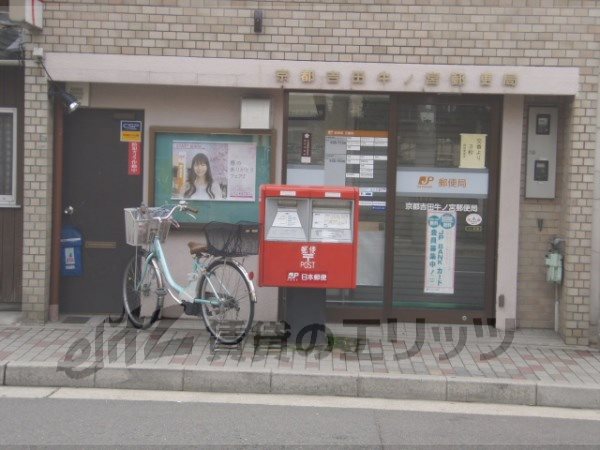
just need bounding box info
[123,254,162,329]
[199,259,255,345]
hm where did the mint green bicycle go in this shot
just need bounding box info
[122,202,257,344]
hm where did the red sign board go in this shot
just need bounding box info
[128,141,141,175]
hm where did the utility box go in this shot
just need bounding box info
[259,185,359,288]
[526,107,558,199]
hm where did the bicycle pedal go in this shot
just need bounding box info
[182,301,202,316]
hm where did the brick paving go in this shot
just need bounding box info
[2,318,600,385]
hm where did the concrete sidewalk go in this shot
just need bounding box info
[2,314,600,409]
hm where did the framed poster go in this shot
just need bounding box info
[149,127,273,226]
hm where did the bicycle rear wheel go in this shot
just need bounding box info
[199,258,255,345]
[123,254,162,329]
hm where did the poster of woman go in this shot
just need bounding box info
[171,141,256,201]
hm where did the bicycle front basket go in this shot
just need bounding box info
[202,221,259,257]
[124,207,171,246]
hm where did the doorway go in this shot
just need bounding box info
[60,109,144,314]
[391,96,501,323]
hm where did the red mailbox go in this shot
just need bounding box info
[259,184,359,288]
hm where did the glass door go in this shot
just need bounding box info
[286,93,389,314]
[392,97,500,320]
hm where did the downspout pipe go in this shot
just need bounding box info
[49,94,64,321]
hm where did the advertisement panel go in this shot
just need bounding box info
[424,210,457,294]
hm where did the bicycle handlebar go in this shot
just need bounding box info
[140,201,197,222]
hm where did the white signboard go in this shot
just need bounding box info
[397,168,488,198]
[424,211,457,294]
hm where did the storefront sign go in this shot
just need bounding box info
[424,211,456,294]
[405,202,479,212]
[274,69,520,91]
[459,134,487,168]
[128,142,141,175]
[120,120,142,142]
[396,168,488,198]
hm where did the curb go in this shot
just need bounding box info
[4,361,600,409]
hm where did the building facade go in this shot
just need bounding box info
[4,0,599,345]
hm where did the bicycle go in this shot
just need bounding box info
[122,202,257,345]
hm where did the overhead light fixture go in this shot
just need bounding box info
[37,56,81,113]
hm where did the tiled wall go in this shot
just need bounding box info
[21,1,598,344]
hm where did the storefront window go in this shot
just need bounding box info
[286,93,389,307]
[393,103,493,310]
[285,93,497,317]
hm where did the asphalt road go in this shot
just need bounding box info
[2,387,600,447]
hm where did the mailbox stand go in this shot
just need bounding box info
[259,185,359,346]
[285,287,327,347]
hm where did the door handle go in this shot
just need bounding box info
[63,206,75,215]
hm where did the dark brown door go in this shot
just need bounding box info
[60,109,143,314]
[0,66,24,307]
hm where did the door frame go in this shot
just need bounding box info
[50,107,145,318]
[383,93,501,325]
[0,66,24,308]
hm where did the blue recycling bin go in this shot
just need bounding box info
[60,225,83,276]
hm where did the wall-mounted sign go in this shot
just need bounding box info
[128,142,141,176]
[424,211,456,294]
[396,168,488,198]
[120,120,142,142]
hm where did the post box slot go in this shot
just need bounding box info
[265,197,310,241]
[309,199,354,243]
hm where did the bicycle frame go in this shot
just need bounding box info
[142,233,257,308]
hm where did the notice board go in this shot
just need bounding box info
[150,127,272,225]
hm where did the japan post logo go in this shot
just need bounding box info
[418,176,434,188]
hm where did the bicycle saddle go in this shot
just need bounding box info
[187,241,209,256]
